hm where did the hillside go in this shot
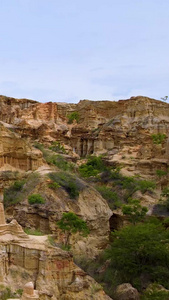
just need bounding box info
[0,95,169,299]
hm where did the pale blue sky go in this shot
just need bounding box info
[0,0,169,103]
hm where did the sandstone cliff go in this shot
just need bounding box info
[0,95,168,179]
[0,203,111,300]
[0,94,169,299]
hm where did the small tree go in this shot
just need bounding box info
[122,198,148,224]
[161,96,168,102]
[57,212,89,248]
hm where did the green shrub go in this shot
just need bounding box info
[151,133,166,144]
[13,180,25,191]
[4,173,41,208]
[28,194,45,205]
[48,172,85,199]
[122,198,148,224]
[4,180,25,207]
[79,156,106,177]
[67,111,80,124]
[156,169,168,177]
[137,179,156,193]
[48,182,60,189]
[96,185,121,209]
[49,141,66,153]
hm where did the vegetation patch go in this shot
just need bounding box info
[97,168,156,205]
[48,182,61,190]
[156,169,168,177]
[122,198,148,224]
[79,156,106,177]
[49,141,66,154]
[96,185,122,209]
[34,143,74,171]
[4,172,41,208]
[48,171,85,199]
[24,228,44,235]
[141,283,169,300]
[151,133,166,144]
[67,111,80,124]
[77,217,169,298]
[1,287,23,300]
[4,180,25,207]
[28,194,45,205]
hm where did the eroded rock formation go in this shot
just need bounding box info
[1,95,169,178]
[0,123,43,172]
[0,203,111,300]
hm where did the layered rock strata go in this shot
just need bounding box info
[1,95,169,178]
[0,203,111,300]
[0,123,43,171]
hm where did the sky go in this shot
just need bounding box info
[0,0,169,103]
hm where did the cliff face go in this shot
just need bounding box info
[1,95,168,178]
[0,94,169,299]
[0,204,111,300]
[0,123,43,172]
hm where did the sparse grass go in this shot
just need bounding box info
[0,287,22,300]
[48,235,57,246]
[24,228,44,235]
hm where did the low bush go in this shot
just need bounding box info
[4,172,41,208]
[48,182,60,190]
[96,185,121,209]
[67,111,80,124]
[79,156,106,177]
[4,180,25,207]
[13,180,25,191]
[151,133,166,144]
[49,141,66,154]
[28,194,45,205]
[156,169,168,177]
